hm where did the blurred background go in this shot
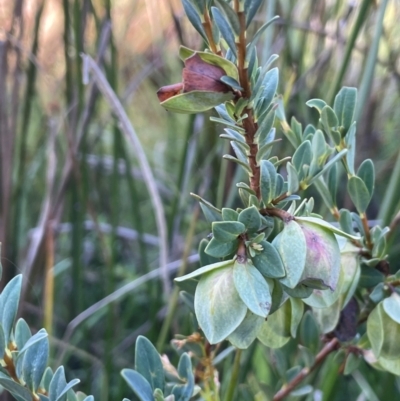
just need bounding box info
[1,0,400,399]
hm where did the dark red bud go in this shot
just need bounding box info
[157,53,232,103]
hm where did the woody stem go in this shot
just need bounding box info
[234,1,260,199]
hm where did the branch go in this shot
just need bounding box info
[273,338,340,401]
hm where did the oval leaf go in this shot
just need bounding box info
[233,260,271,317]
[194,266,247,344]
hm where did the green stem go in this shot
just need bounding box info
[224,348,242,401]
[355,0,389,123]
[156,206,200,352]
[327,0,372,105]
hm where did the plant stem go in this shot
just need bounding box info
[273,338,339,401]
[224,348,242,401]
[234,0,260,199]
[203,7,220,55]
[361,212,373,250]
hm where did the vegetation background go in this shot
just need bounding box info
[1,0,400,399]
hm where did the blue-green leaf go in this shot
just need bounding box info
[348,176,371,214]
[49,367,80,401]
[171,353,195,401]
[0,372,32,401]
[175,259,234,282]
[135,336,164,392]
[306,98,327,113]
[0,274,22,345]
[195,266,247,343]
[233,260,271,317]
[333,87,357,133]
[260,160,277,204]
[273,221,306,289]
[238,206,261,232]
[357,159,375,198]
[227,310,264,349]
[212,221,245,242]
[214,0,240,35]
[121,370,153,401]
[182,0,208,42]
[251,240,285,278]
[211,7,237,56]
[205,237,238,258]
[22,332,49,393]
[244,0,264,27]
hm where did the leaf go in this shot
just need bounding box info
[257,300,291,348]
[195,266,247,344]
[22,333,49,393]
[211,7,237,56]
[297,220,341,291]
[233,260,271,317]
[246,16,279,56]
[282,283,313,299]
[303,265,345,309]
[121,370,154,401]
[219,76,242,91]
[313,176,334,209]
[14,318,32,352]
[220,129,246,146]
[214,0,240,35]
[181,0,208,42]
[251,240,285,278]
[160,90,234,114]
[191,193,222,222]
[333,87,357,133]
[212,221,245,242]
[238,206,261,232]
[339,209,355,235]
[306,98,327,113]
[223,154,252,173]
[295,216,360,241]
[205,237,238,258]
[172,353,195,401]
[227,310,264,349]
[244,0,264,27]
[0,274,22,345]
[367,304,385,359]
[0,324,4,362]
[49,367,80,401]
[135,336,164,392]
[327,163,338,205]
[307,149,348,186]
[230,141,248,163]
[347,176,371,214]
[260,160,277,205]
[40,367,54,393]
[320,106,340,145]
[257,68,279,111]
[175,259,234,282]
[344,122,356,175]
[313,301,341,334]
[357,159,375,198]
[255,109,275,145]
[290,298,304,338]
[273,221,307,289]
[292,141,312,181]
[299,311,320,353]
[287,162,299,195]
[383,293,400,324]
[0,372,32,401]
